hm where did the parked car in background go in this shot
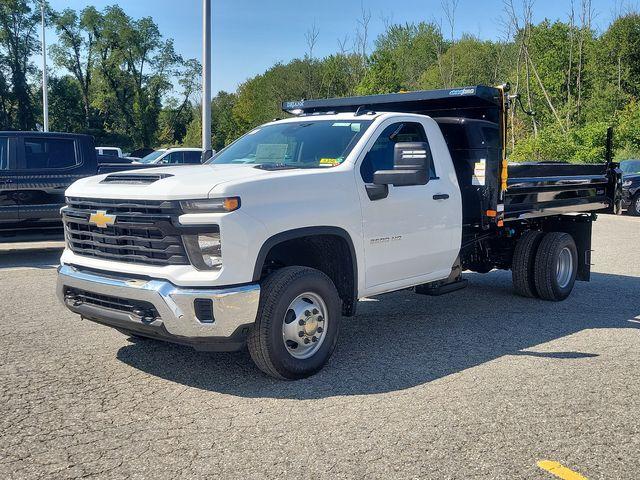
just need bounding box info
[0,131,156,232]
[129,147,155,159]
[135,147,204,165]
[622,175,640,215]
[620,159,640,176]
[620,160,640,215]
[95,147,123,158]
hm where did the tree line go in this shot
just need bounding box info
[2,0,640,162]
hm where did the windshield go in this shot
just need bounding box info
[139,150,166,164]
[621,159,640,174]
[209,120,373,168]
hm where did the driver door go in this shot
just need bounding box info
[356,119,460,292]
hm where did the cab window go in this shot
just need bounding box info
[360,122,436,183]
[23,137,78,169]
[160,152,182,164]
[184,151,202,164]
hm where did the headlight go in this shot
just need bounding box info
[183,232,222,270]
[622,179,632,187]
[180,197,240,213]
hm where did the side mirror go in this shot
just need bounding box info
[373,142,431,186]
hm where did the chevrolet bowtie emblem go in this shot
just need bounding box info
[89,210,116,228]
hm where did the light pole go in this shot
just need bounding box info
[201,0,212,161]
[41,1,49,132]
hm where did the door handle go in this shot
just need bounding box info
[433,193,449,200]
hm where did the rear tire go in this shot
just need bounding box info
[534,232,578,301]
[512,230,544,298]
[247,266,341,380]
[628,194,640,216]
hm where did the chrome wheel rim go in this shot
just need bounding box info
[635,196,640,212]
[556,247,573,289]
[282,292,328,360]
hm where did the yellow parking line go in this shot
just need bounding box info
[537,460,587,480]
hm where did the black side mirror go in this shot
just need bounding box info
[373,142,431,186]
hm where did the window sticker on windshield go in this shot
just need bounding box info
[255,144,288,163]
[331,122,361,133]
[319,158,339,167]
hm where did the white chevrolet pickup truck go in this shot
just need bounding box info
[57,85,621,379]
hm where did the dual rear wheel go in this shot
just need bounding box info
[512,231,578,301]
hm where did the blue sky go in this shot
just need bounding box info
[46,0,626,94]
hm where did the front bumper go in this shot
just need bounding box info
[57,264,260,351]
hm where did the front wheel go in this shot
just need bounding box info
[628,194,640,216]
[247,266,341,380]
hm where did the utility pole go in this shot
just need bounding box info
[41,1,49,132]
[201,0,212,161]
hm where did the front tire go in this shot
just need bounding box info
[534,232,578,301]
[628,194,640,216]
[248,266,341,380]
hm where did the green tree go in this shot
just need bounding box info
[420,35,512,89]
[184,91,239,151]
[48,74,85,132]
[372,22,444,88]
[90,6,180,148]
[355,49,404,95]
[0,0,39,129]
[587,14,640,122]
[49,6,99,129]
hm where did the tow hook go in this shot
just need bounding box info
[64,293,82,307]
[132,308,156,324]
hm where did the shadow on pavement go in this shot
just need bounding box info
[0,250,61,270]
[116,270,640,399]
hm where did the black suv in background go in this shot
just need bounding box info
[0,131,153,232]
[621,159,640,216]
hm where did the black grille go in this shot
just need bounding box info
[64,287,160,318]
[63,197,189,266]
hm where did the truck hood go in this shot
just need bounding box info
[66,164,273,200]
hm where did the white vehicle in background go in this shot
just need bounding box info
[136,147,204,165]
[95,147,123,158]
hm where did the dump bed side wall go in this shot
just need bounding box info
[505,163,612,220]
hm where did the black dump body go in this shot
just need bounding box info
[283,86,620,230]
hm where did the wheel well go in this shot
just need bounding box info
[256,233,357,316]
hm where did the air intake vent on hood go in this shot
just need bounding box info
[101,173,174,185]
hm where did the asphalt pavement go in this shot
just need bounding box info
[0,215,638,479]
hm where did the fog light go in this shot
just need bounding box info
[198,233,222,269]
[183,231,223,270]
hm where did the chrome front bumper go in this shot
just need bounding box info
[57,264,260,351]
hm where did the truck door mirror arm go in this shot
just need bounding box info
[372,142,431,187]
